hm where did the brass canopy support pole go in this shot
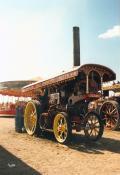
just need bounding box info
[101,76,103,96]
[86,74,89,94]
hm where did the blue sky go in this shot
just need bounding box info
[0,0,120,82]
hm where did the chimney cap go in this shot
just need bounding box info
[73,26,79,30]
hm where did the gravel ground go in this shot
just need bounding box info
[0,117,120,175]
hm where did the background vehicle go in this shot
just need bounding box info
[89,83,120,130]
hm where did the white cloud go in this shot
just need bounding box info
[98,25,120,39]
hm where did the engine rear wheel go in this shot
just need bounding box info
[53,112,72,144]
[24,100,41,136]
[84,112,104,141]
[100,101,120,130]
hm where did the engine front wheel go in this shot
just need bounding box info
[84,112,104,141]
[53,112,72,144]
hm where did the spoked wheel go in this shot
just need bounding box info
[100,101,120,130]
[84,112,104,141]
[53,112,71,144]
[24,100,41,136]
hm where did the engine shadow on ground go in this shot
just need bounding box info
[39,131,120,155]
[0,146,41,175]
[68,133,120,154]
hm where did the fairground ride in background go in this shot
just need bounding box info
[0,80,38,117]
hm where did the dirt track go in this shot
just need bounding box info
[0,117,120,175]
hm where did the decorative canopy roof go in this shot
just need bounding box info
[22,64,116,94]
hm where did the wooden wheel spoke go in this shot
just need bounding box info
[105,105,110,113]
[90,115,95,123]
[89,128,94,136]
[94,127,99,133]
[94,121,99,125]
[111,115,118,120]
[110,108,117,115]
[111,117,118,123]
[89,126,99,137]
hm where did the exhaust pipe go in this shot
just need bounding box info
[73,26,80,66]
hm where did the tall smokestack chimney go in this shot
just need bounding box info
[73,26,80,66]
